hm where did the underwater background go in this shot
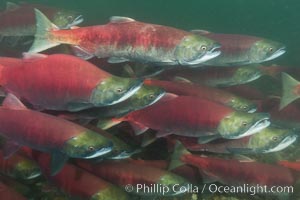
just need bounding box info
[1,0,298,65]
[0,0,300,200]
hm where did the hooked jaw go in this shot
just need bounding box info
[263,47,286,62]
[90,77,143,107]
[263,134,298,153]
[218,112,271,139]
[235,117,270,139]
[182,45,221,65]
[62,131,114,159]
[83,143,113,159]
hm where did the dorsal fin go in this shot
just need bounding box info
[6,2,20,11]
[22,53,48,61]
[2,94,27,110]
[109,16,135,23]
[190,29,211,35]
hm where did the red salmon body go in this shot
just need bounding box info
[181,154,294,186]
[0,108,88,150]
[54,21,187,54]
[145,79,245,108]
[0,181,27,200]
[144,79,257,113]
[125,96,233,137]
[278,161,300,171]
[34,152,129,200]
[30,10,221,66]
[175,136,250,153]
[76,160,167,186]
[0,54,111,110]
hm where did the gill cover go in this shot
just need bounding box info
[62,130,113,159]
[175,35,220,65]
[90,76,143,106]
[249,39,286,63]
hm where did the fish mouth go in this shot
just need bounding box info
[84,144,113,159]
[247,108,257,113]
[186,46,221,66]
[25,172,41,180]
[109,149,141,160]
[263,135,298,153]
[109,79,143,105]
[235,117,271,139]
[146,91,166,107]
[263,47,286,62]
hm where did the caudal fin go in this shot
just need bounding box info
[28,9,60,53]
[168,141,190,170]
[280,72,300,110]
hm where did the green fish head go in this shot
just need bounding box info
[231,66,263,85]
[90,76,143,107]
[249,39,286,63]
[217,111,270,139]
[99,134,137,160]
[52,10,83,29]
[248,126,298,153]
[175,35,221,65]
[157,172,190,196]
[13,159,41,180]
[226,96,257,113]
[129,85,165,109]
[62,131,113,159]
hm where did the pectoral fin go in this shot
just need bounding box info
[67,102,93,112]
[197,135,220,144]
[200,170,219,183]
[50,152,68,176]
[71,46,94,60]
[141,132,157,147]
[129,121,149,135]
[156,131,173,138]
[2,140,21,158]
[108,57,129,64]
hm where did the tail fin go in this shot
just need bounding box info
[280,72,300,110]
[29,9,60,53]
[168,141,190,170]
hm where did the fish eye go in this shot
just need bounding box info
[242,121,247,126]
[149,94,155,99]
[243,106,248,110]
[269,47,273,52]
[67,15,74,21]
[88,146,95,151]
[272,136,278,141]
[201,46,207,51]
[116,88,124,93]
